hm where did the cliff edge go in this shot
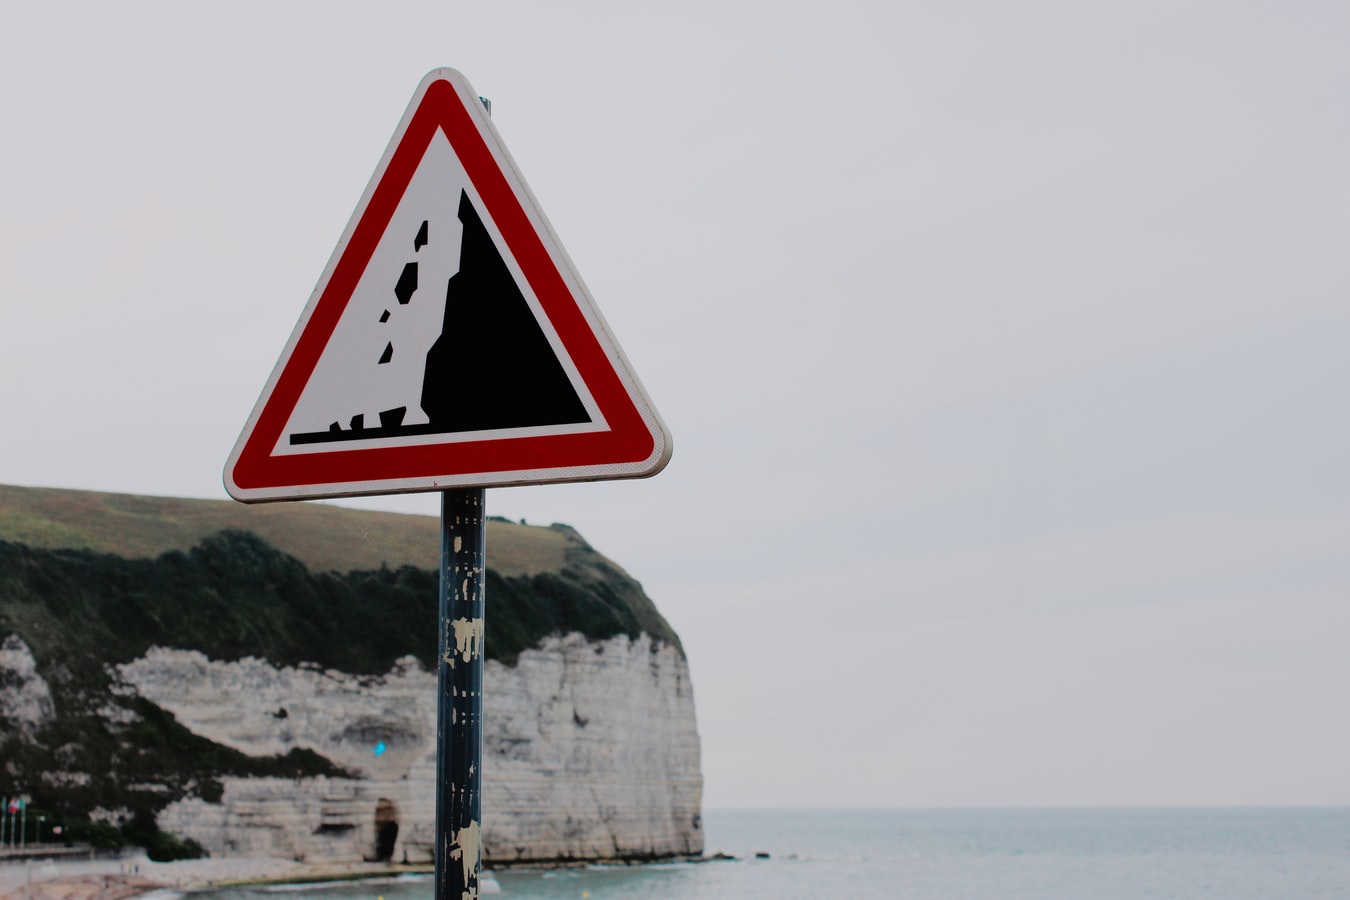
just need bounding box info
[0,484,702,864]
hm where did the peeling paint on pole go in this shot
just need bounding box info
[449,819,483,897]
[453,617,485,662]
[437,488,484,899]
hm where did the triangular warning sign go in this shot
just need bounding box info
[225,69,670,502]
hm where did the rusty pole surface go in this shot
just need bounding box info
[436,487,486,899]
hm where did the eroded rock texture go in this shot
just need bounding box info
[116,633,702,863]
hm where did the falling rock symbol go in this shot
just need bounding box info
[289,217,451,445]
[287,187,593,446]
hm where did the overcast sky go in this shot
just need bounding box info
[2,1,1347,809]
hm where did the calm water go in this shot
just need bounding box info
[203,808,1350,899]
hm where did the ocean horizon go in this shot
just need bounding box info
[198,806,1350,899]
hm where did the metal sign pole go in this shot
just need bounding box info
[434,93,495,900]
[435,488,486,899]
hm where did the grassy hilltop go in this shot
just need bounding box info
[0,483,620,579]
[0,483,679,665]
[0,483,679,857]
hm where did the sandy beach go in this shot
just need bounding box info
[0,855,429,900]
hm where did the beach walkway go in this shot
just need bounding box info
[1,854,435,900]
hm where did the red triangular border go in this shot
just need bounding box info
[225,71,668,501]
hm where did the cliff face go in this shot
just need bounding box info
[115,635,700,863]
[0,485,702,863]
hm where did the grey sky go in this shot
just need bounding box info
[1,2,1347,808]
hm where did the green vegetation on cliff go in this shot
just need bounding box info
[0,529,675,673]
[0,484,680,661]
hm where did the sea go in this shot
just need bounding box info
[200,807,1350,900]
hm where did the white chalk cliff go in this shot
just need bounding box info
[115,632,702,864]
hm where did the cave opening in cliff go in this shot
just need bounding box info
[374,798,400,862]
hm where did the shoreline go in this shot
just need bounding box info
[0,856,431,900]
[0,852,717,899]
